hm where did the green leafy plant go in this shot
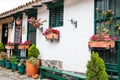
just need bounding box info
[86,52,108,80]
[9,56,18,64]
[27,57,37,65]
[115,22,120,32]
[0,42,4,52]
[28,44,40,58]
[27,44,40,65]
[0,51,7,60]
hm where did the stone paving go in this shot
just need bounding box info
[0,67,40,80]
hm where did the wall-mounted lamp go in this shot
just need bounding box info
[70,19,77,28]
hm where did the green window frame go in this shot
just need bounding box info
[94,0,120,79]
[49,6,63,27]
[95,0,120,37]
[26,9,37,44]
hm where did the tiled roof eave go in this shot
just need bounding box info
[0,0,54,19]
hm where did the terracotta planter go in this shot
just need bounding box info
[45,33,59,40]
[88,41,115,48]
[18,45,25,49]
[24,45,29,49]
[5,45,14,49]
[26,60,40,77]
[18,45,29,49]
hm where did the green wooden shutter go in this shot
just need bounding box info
[49,6,63,27]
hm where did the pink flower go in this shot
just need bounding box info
[105,21,109,25]
[112,11,114,15]
[96,8,99,10]
[112,37,117,41]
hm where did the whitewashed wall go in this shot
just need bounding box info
[22,0,94,73]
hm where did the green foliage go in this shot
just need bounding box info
[86,52,108,80]
[9,56,18,64]
[0,51,6,60]
[28,44,40,58]
[27,57,37,66]
[0,42,4,51]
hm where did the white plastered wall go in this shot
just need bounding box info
[33,0,94,73]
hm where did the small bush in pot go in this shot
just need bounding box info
[86,52,108,80]
[26,44,40,77]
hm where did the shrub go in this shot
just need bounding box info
[28,44,40,58]
[0,42,4,51]
[86,52,108,80]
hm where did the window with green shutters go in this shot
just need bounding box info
[94,0,120,79]
[95,0,120,37]
[49,6,63,27]
[46,0,64,28]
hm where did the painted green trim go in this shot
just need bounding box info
[26,9,37,44]
[94,0,96,34]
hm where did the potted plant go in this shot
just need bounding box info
[10,56,18,71]
[18,58,26,74]
[86,52,108,80]
[4,53,11,69]
[16,17,22,25]
[26,44,40,77]
[88,33,117,49]
[5,42,14,49]
[18,40,30,49]
[5,59,11,69]
[28,17,46,30]
[0,42,5,60]
[0,51,7,67]
[42,27,60,40]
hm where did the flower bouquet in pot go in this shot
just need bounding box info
[42,27,60,40]
[18,40,30,49]
[5,42,14,49]
[88,33,117,49]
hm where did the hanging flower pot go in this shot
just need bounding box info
[43,28,60,41]
[5,45,14,49]
[16,17,22,25]
[88,41,115,48]
[88,33,117,49]
[5,42,14,49]
[16,20,22,25]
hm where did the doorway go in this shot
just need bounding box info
[2,24,8,46]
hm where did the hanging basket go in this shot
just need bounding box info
[16,20,22,25]
[88,41,115,49]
